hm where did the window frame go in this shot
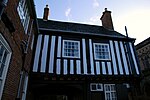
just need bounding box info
[90,83,103,91]
[17,0,30,34]
[62,40,80,58]
[104,84,117,100]
[93,43,111,60]
[0,33,12,100]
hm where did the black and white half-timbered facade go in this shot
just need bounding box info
[29,8,141,100]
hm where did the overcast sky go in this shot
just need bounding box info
[34,0,150,44]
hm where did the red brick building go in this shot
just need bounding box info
[0,0,38,99]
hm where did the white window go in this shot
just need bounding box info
[0,34,12,99]
[62,40,80,58]
[90,83,103,91]
[17,0,30,34]
[94,43,110,60]
[104,84,117,100]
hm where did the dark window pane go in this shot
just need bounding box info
[91,84,96,90]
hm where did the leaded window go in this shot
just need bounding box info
[63,40,80,58]
[17,0,30,34]
[104,84,117,100]
[90,83,103,91]
[94,43,110,60]
[0,34,12,99]
[0,45,8,77]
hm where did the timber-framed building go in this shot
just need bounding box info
[28,7,141,100]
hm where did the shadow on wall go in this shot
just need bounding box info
[135,76,150,100]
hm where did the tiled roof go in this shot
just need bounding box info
[38,19,132,39]
[136,37,150,49]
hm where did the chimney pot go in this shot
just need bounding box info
[100,8,114,30]
[43,5,49,21]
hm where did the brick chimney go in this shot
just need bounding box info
[100,8,114,30]
[43,5,49,21]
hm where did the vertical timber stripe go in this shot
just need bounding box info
[49,36,56,73]
[102,62,106,74]
[76,60,81,74]
[53,36,58,74]
[56,59,61,74]
[70,60,74,74]
[73,60,76,74]
[45,36,51,73]
[57,36,62,57]
[109,40,118,75]
[33,35,42,72]
[67,59,70,74]
[89,39,94,74]
[124,42,133,74]
[120,41,129,75]
[63,59,68,75]
[96,61,100,74]
[129,42,139,74]
[37,35,44,72]
[114,41,123,75]
[107,62,112,75]
[82,39,87,74]
[40,35,49,72]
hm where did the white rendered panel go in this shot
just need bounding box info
[107,62,112,75]
[82,39,87,74]
[33,35,42,72]
[40,35,49,72]
[57,36,62,57]
[109,40,118,75]
[56,59,61,74]
[102,62,106,74]
[120,41,129,75]
[89,39,94,74]
[114,41,123,74]
[76,60,81,74]
[49,36,56,73]
[129,42,139,74]
[96,61,100,75]
[63,59,68,75]
[70,60,74,74]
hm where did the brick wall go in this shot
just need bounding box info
[136,38,150,71]
[0,0,37,99]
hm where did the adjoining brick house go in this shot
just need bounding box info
[28,6,141,100]
[0,0,38,99]
[135,37,150,99]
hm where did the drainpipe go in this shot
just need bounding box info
[16,71,24,99]
[125,26,135,100]
[0,0,8,18]
[16,19,34,100]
